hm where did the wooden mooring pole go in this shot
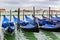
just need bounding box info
[49,7,50,20]
[33,7,35,17]
[42,10,45,18]
[0,11,1,20]
[33,7,39,32]
[23,9,25,20]
[17,8,20,31]
[55,12,58,17]
[10,10,11,21]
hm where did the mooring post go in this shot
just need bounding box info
[33,7,36,25]
[33,7,35,17]
[42,10,45,18]
[0,12,1,20]
[51,10,52,16]
[43,10,45,15]
[33,7,39,29]
[32,7,35,18]
[17,8,20,31]
[55,12,57,17]
[18,8,20,22]
[10,10,11,21]
[0,11,1,20]
[23,9,25,20]
[49,7,50,20]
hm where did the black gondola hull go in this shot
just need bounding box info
[21,27,39,32]
[40,27,60,32]
[4,27,15,34]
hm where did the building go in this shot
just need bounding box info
[0,9,6,12]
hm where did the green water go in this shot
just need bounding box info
[22,30,37,40]
[1,12,60,40]
[4,33,15,40]
[41,30,60,40]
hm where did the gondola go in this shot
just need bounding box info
[13,16,39,32]
[20,23,39,32]
[32,15,60,32]
[25,17,60,32]
[13,16,28,26]
[51,16,60,22]
[25,15,35,25]
[26,15,53,26]
[40,23,60,32]
[2,16,15,34]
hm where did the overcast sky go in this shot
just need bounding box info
[0,0,60,10]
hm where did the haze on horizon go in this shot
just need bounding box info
[0,0,60,11]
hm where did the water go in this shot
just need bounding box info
[1,11,60,40]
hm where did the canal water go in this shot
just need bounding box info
[0,11,60,40]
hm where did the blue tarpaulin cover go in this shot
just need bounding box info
[13,16,28,26]
[51,16,60,21]
[43,23,60,29]
[20,24,36,28]
[14,16,36,28]
[25,15,35,24]
[2,16,14,30]
[43,24,56,28]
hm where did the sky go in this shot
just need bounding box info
[0,0,60,10]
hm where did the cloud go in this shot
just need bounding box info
[0,0,60,10]
[29,0,46,2]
